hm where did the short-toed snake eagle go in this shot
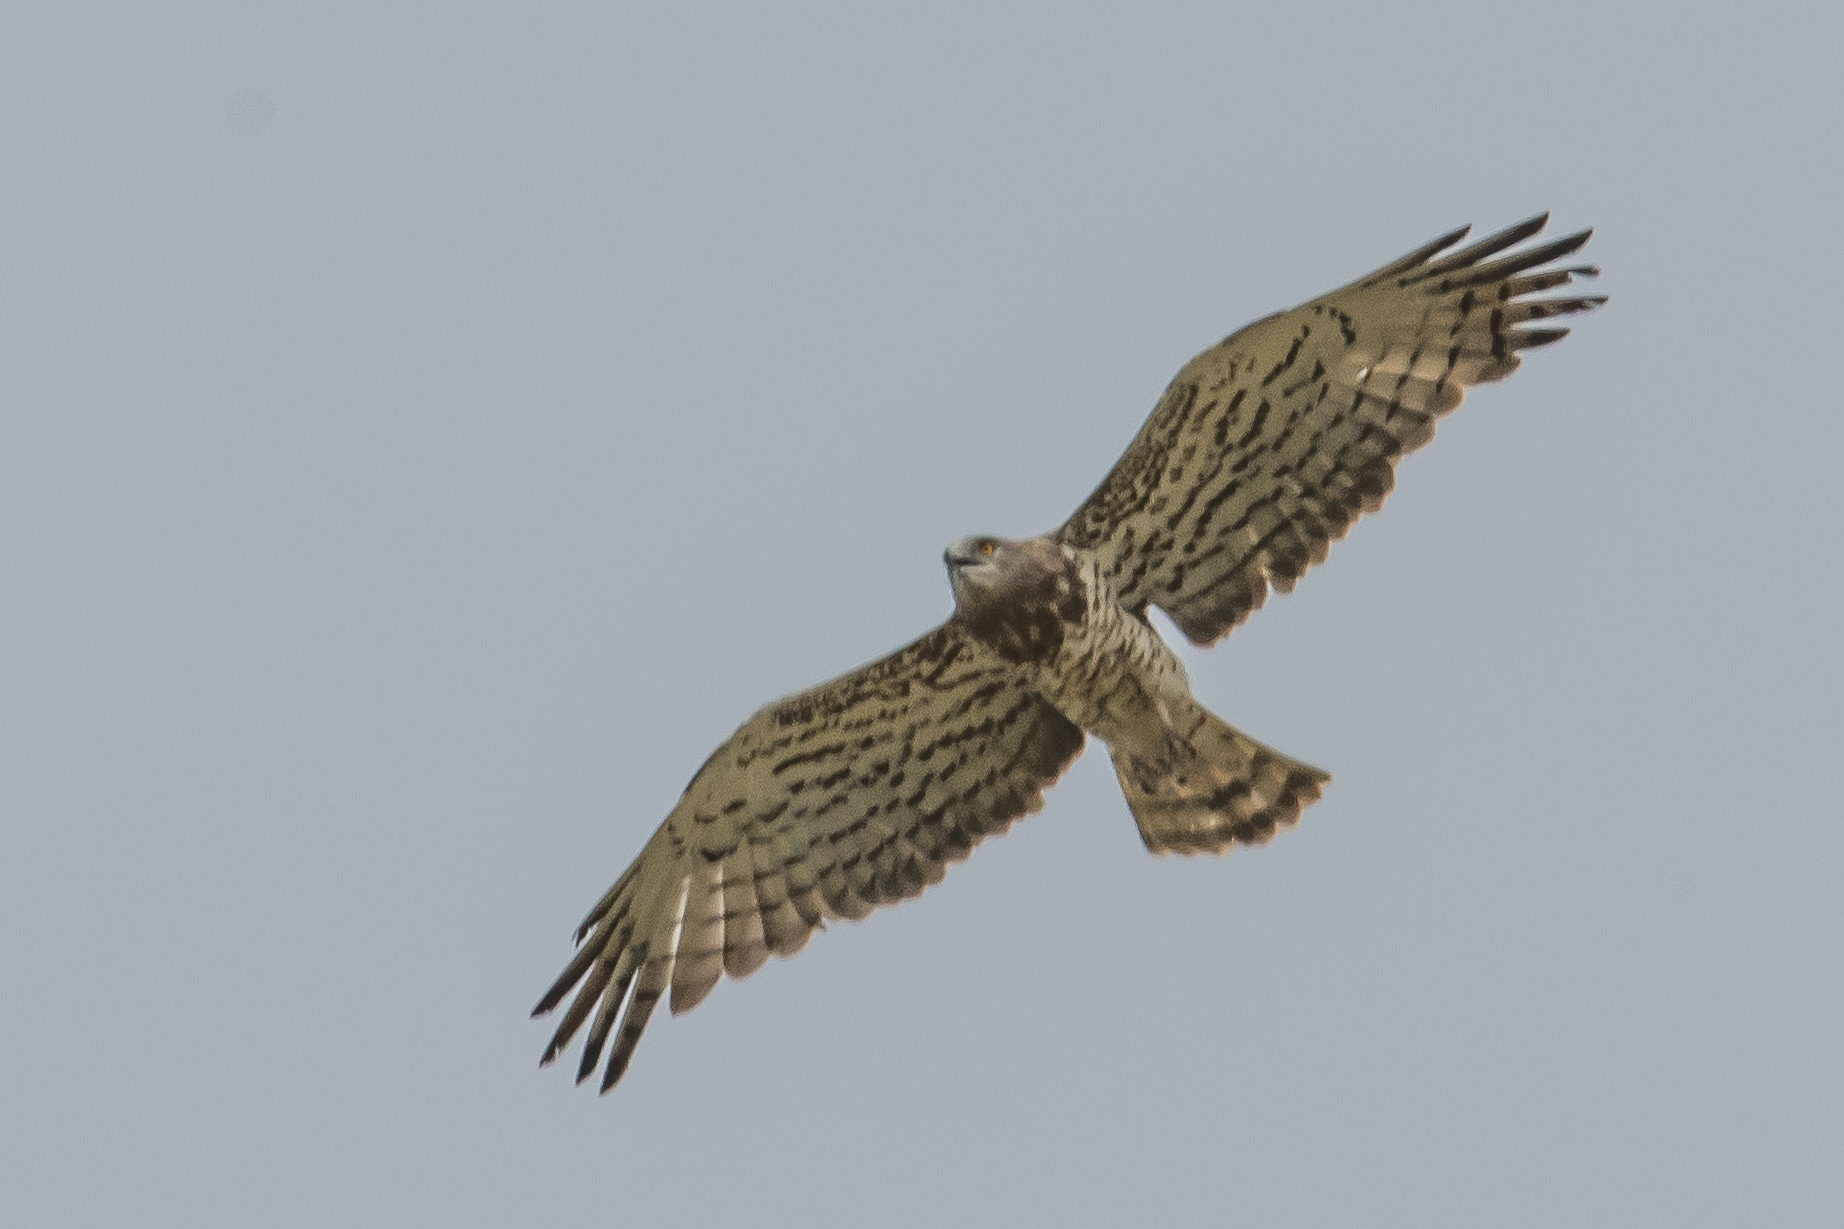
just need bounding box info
[533,215,1604,1091]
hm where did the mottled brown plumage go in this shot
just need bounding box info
[535,215,1603,1091]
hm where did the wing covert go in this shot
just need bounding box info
[1057,214,1604,645]
[531,622,1086,1091]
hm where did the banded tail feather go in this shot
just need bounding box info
[1110,704,1329,855]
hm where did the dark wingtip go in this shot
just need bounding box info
[1367,222,1473,283]
[1510,326,1572,350]
[1549,227,1593,259]
[1484,212,1550,249]
[1474,212,1550,254]
[1430,221,1474,252]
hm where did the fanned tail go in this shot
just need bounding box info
[1111,705,1329,855]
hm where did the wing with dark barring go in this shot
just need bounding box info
[1058,214,1604,645]
[532,623,1086,1091]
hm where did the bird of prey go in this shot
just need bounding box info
[534,214,1604,1092]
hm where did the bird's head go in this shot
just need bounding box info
[944,535,1073,615]
[944,535,1007,606]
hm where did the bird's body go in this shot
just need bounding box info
[1033,549,1193,762]
[534,215,1606,1091]
[951,537,1328,853]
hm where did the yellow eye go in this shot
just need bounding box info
[979,540,996,556]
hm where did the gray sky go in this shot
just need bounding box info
[3,3,1840,1226]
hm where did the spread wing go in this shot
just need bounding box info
[1056,214,1605,645]
[531,623,1086,1091]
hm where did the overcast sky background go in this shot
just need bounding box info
[3,4,1840,1227]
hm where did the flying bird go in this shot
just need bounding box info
[534,214,1604,1091]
